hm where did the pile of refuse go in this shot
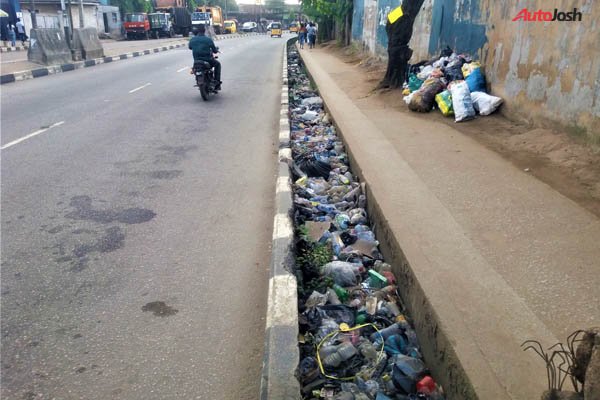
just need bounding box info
[287,44,445,400]
[404,46,503,122]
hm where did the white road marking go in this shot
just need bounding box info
[129,83,152,93]
[177,66,188,73]
[1,121,65,150]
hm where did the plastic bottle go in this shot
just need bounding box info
[358,340,379,362]
[332,284,349,302]
[317,203,338,214]
[370,323,404,343]
[320,342,357,368]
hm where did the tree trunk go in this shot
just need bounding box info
[344,0,352,46]
[378,0,425,89]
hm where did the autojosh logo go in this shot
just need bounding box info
[512,7,583,21]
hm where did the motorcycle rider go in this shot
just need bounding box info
[189,24,221,90]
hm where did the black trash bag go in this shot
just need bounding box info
[444,65,464,82]
[317,305,356,326]
[439,45,453,58]
[296,154,332,179]
[298,356,321,384]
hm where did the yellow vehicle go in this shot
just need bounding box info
[224,20,237,34]
[270,22,282,37]
[289,22,299,33]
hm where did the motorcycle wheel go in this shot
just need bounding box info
[199,83,209,101]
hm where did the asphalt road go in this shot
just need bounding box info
[1,34,286,399]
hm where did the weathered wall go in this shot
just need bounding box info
[353,0,600,142]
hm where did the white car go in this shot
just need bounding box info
[242,22,258,32]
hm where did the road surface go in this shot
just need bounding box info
[1,34,286,399]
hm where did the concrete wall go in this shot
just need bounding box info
[19,3,102,36]
[352,0,600,143]
[97,5,122,37]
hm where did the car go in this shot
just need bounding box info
[242,21,257,32]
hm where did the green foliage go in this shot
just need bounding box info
[296,243,332,272]
[110,0,154,14]
[300,0,352,43]
[265,0,286,13]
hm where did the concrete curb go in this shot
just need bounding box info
[259,39,301,400]
[0,33,263,85]
[0,45,29,52]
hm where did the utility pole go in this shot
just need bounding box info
[67,0,75,38]
[78,0,84,27]
[29,0,38,28]
[224,0,227,20]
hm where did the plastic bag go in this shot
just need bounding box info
[461,61,481,78]
[444,64,464,82]
[301,96,324,107]
[296,154,332,179]
[435,90,453,117]
[449,81,476,122]
[300,110,319,121]
[322,261,359,286]
[403,91,416,105]
[407,74,424,92]
[465,67,486,93]
[408,78,445,113]
[416,65,434,80]
[471,91,503,115]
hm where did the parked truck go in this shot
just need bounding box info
[195,6,223,34]
[191,11,212,30]
[152,0,192,36]
[124,13,151,40]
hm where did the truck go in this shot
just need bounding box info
[195,6,224,34]
[148,13,175,38]
[152,0,192,36]
[191,11,212,30]
[124,13,151,40]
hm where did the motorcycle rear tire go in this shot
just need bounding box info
[199,83,209,101]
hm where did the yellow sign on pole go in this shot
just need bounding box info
[387,6,403,24]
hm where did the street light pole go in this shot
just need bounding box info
[78,0,84,27]
[29,0,37,28]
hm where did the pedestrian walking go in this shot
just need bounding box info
[8,23,16,47]
[16,18,26,45]
[298,23,307,49]
[307,22,317,49]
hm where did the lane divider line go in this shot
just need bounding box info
[1,121,65,150]
[177,66,188,73]
[129,83,152,93]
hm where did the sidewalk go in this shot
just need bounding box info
[299,45,600,399]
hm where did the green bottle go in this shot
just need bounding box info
[332,284,348,302]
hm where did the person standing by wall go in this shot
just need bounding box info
[298,23,307,49]
[15,18,26,45]
[8,23,16,47]
[307,22,317,49]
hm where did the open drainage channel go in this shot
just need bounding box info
[287,43,446,400]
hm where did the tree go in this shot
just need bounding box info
[301,0,352,44]
[378,0,425,89]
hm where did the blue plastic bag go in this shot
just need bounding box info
[465,67,486,93]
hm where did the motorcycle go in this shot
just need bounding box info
[193,53,220,101]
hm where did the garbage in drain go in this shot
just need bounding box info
[287,43,446,399]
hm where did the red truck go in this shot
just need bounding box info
[124,13,151,40]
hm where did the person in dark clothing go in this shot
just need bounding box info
[188,25,221,90]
